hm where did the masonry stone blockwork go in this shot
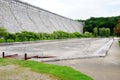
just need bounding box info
[0,0,83,33]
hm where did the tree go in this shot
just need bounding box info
[114,20,120,36]
[16,32,25,41]
[8,33,16,41]
[4,33,16,42]
[83,32,93,38]
[99,28,105,37]
[17,31,36,41]
[4,32,9,42]
[34,33,40,40]
[118,41,120,46]
[0,27,8,38]
[0,27,9,42]
[72,32,83,38]
[99,27,111,37]
[105,28,111,37]
[93,27,98,37]
[80,16,120,35]
[53,31,70,39]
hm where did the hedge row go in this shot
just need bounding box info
[0,30,93,43]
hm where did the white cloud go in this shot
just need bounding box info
[21,0,120,19]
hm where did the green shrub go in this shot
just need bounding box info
[6,39,14,42]
[83,32,93,38]
[0,27,8,37]
[105,28,111,37]
[0,29,95,43]
[0,38,5,43]
[99,27,111,37]
[118,41,120,46]
[52,30,70,39]
[93,27,98,37]
[72,32,83,38]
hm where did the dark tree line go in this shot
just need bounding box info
[77,16,120,35]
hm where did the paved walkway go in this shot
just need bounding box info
[0,38,119,80]
[0,38,111,60]
[31,38,113,62]
[48,38,120,80]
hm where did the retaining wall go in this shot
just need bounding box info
[0,0,83,33]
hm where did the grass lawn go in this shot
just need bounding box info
[0,58,93,80]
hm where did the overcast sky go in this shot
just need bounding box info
[21,0,120,20]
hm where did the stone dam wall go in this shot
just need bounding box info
[0,0,83,33]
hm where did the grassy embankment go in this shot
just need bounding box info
[0,58,93,80]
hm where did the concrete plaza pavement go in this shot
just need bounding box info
[47,38,120,80]
[0,38,112,61]
[0,38,119,80]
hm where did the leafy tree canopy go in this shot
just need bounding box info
[77,16,120,35]
[0,27,8,37]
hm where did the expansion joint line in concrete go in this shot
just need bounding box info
[0,0,83,33]
[9,4,23,31]
[65,19,74,32]
[55,16,70,32]
[61,18,71,32]
[0,9,4,27]
[49,15,60,30]
[38,12,51,32]
[36,10,46,32]
[66,20,74,32]
[70,20,76,31]
[48,18,58,30]
[26,7,39,30]
[46,13,58,30]
[43,13,55,32]
[54,17,64,31]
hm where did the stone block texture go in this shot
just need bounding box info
[0,0,83,33]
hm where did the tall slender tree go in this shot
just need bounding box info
[114,19,120,36]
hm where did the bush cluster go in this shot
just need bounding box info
[0,30,92,42]
[118,41,120,46]
[1,26,113,43]
[93,27,111,37]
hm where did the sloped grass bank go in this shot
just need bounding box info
[0,58,93,80]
